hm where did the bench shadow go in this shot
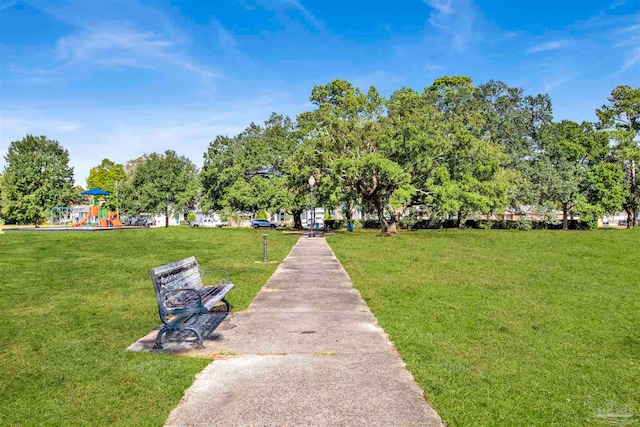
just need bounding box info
[128,311,235,356]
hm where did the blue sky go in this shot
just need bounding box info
[1,0,639,185]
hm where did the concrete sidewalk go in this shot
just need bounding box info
[164,236,444,427]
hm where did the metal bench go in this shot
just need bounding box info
[149,256,234,349]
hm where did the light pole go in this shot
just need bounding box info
[308,175,315,238]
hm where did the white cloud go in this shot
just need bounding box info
[54,21,216,79]
[618,23,640,33]
[0,0,16,11]
[424,64,445,76]
[621,48,640,71]
[527,40,570,53]
[424,0,476,50]
[0,93,302,184]
[424,0,454,15]
[286,0,325,31]
[542,72,578,92]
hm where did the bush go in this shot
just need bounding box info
[514,219,532,231]
[179,220,190,226]
[324,219,346,230]
[255,210,268,220]
[361,219,381,229]
[187,212,196,222]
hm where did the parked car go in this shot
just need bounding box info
[251,219,278,229]
[190,217,226,228]
[130,215,154,227]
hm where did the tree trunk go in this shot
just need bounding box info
[562,203,568,231]
[457,210,465,229]
[373,200,388,234]
[626,207,633,229]
[165,207,169,228]
[385,205,402,235]
[292,209,303,229]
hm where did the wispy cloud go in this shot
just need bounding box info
[621,47,640,71]
[543,72,578,92]
[286,0,325,32]
[0,0,16,11]
[612,21,640,72]
[55,21,216,79]
[423,0,476,50]
[424,63,444,76]
[209,17,253,64]
[610,0,627,9]
[0,91,301,183]
[527,40,570,53]
[424,0,454,15]
[618,23,640,33]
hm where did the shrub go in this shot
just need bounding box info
[187,212,196,222]
[324,219,346,230]
[361,219,381,229]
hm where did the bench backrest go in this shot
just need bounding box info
[149,256,204,307]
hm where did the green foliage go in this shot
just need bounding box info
[1,135,75,226]
[86,159,126,210]
[0,228,298,425]
[187,212,196,222]
[86,159,126,194]
[398,207,419,229]
[201,114,298,215]
[255,209,268,219]
[119,151,198,226]
[328,229,640,426]
[596,85,640,227]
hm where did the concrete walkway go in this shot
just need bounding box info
[164,236,444,427]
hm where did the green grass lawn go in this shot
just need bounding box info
[328,229,640,426]
[0,227,298,426]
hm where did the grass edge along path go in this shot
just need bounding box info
[327,229,640,426]
[0,228,298,426]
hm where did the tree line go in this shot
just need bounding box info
[1,77,638,232]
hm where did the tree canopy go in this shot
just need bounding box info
[201,113,298,217]
[1,135,75,226]
[120,150,198,227]
[3,80,636,232]
[596,85,640,227]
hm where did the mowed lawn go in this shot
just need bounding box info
[328,229,639,426]
[0,228,298,426]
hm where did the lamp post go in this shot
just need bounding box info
[308,175,315,238]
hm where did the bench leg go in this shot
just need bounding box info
[222,297,231,314]
[153,326,169,349]
[184,326,204,349]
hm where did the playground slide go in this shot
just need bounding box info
[111,218,122,227]
[73,216,89,227]
[99,218,109,228]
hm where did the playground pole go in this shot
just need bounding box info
[115,181,119,216]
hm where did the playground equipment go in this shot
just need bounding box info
[49,205,122,228]
[50,206,75,228]
[49,188,123,229]
[71,206,123,228]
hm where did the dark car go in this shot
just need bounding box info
[251,219,278,229]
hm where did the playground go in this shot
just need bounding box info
[53,188,122,229]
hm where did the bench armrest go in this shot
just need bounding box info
[161,288,202,308]
[199,268,230,284]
